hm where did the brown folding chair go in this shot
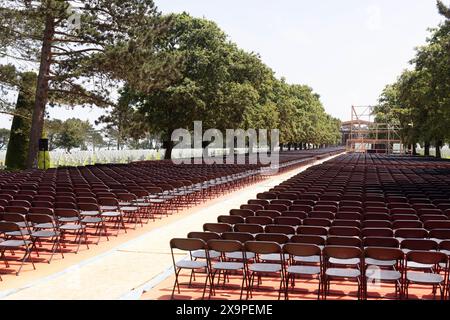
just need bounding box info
[284,243,322,299]
[404,251,448,300]
[170,238,210,300]
[322,246,364,300]
[0,221,35,277]
[364,247,404,299]
[244,241,285,300]
[206,240,247,299]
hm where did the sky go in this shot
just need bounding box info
[0,0,446,129]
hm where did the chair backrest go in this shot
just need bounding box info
[240,204,264,212]
[221,232,254,243]
[395,228,429,239]
[298,226,328,236]
[203,223,233,233]
[29,207,54,215]
[265,225,296,235]
[303,218,332,228]
[170,238,206,251]
[290,235,326,246]
[230,209,254,218]
[188,232,221,242]
[234,223,264,234]
[363,237,400,248]
[329,226,361,237]
[323,246,363,260]
[217,215,245,225]
[401,239,438,251]
[283,243,321,258]
[282,211,308,219]
[274,217,302,226]
[326,236,362,248]
[332,220,362,228]
[54,208,80,218]
[246,216,273,226]
[244,241,282,255]
[364,247,404,262]
[392,220,423,230]
[362,228,394,238]
[255,233,290,244]
[4,206,28,214]
[429,229,450,241]
[1,212,28,224]
[255,210,281,218]
[0,221,21,233]
[264,204,289,212]
[78,203,100,212]
[406,251,448,267]
[27,213,55,225]
[98,197,119,206]
[207,240,243,254]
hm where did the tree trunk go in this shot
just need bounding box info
[27,15,54,169]
[412,144,418,156]
[163,140,174,160]
[279,143,284,152]
[288,143,292,151]
[435,140,443,159]
[424,142,431,157]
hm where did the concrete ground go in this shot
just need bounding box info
[0,155,341,300]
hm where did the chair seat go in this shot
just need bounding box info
[225,252,255,261]
[365,258,397,267]
[191,250,220,259]
[82,217,103,224]
[212,262,245,271]
[101,212,121,217]
[121,207,139,212]
[329,258,360,266]
[5,230,31,237]
[80,211,100,217]
[31,230,60,238]
[294,255,320,263]
[366,269,401,281]
[100,206,118,211]
[0,239,32,247]
[134,203,151,207]
[407,272,444,284]
[249,263,282,273]
[407,262,435,269]
[59,224,84,231]
[176,260,207,269]
[326,268,361,278]
[260,253,289,262]
[148,199,165,204]
[58,217,79,223]
[288,265,321,275]
[33,223,54,229]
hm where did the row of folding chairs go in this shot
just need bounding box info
[170,234,450,300]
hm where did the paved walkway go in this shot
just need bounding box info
[1,155,340,300]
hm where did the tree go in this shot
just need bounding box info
[54,118,92,152]
[96,87,147,150]
[0,0,179,168]
[127,14,283,158]
[0,128,10,149]
[375,1,450,158]
[5,71,36,170]
[45,118,63,151]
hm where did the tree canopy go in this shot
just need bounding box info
[374,1,450,158]
[122,13,341,158]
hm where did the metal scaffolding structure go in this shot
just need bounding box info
[342,105,405,155]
